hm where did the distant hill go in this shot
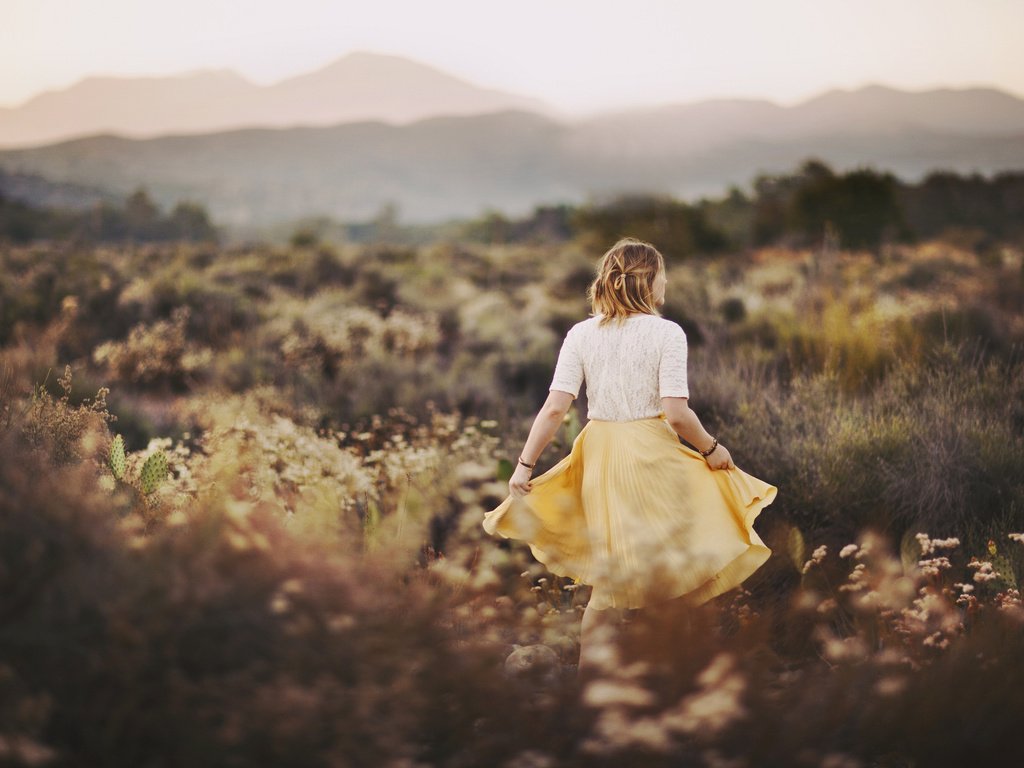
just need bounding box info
[1,84,1023,231]
[0,167,116,211]
[573,84,1024,155]
[0,51,553,148]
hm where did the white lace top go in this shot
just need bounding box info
[549,313,689,421]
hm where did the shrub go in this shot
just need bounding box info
[5,308,1024,764]
[18,364,114,466]
[92,306,213,390]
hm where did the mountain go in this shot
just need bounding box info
[569,84,1024,157]
[254,52,552,127]
[788,83,1024,136]
[0,51,552,148]
[1,85,1022,231]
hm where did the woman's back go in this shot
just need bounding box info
[549,313,690,422]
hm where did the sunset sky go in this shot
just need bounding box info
[3,0,1022,113]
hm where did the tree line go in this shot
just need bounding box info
[0,186,217,244]
[465,160,1024,257]
[4,159,1024,254]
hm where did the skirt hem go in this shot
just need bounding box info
[587,480,777,611]
[483,416,777,612]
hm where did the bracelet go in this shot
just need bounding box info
[518,457,536,470]
[699,437,719,458]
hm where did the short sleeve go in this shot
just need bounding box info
[549,326,583,398]
[659,323,689,398]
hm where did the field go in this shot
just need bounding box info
[2,234,1024,766]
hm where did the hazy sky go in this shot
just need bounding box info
[3,0,1022,113]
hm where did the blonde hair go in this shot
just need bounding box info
[587,237,666,326]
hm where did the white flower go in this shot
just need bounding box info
[659,654,747,736]
[583,680,656,709]
[968,559,999,583]
[917,557,953,576]
[801,544,828,573]
[916,533,960,556]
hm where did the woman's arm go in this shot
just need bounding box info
[508,390,576,497]
[662,396,734,470]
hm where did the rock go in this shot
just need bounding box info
[504,644,561,685]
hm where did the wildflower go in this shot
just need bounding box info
[328,614,356,632]
[581,708,673,754]
[874,647,909,666]
[853,532,881,560]
[967,558,999,583]
[917,556,953,577]
[816,625,868,663]
[915,532,960,556]
[794,589,822,612]
[269,594,290,614]
[838,562,867,591]
[659,653,748,735]
[995,589,1022,610]
[955,592,978,608]
[579,623,620,672]
[854,591,882,610]
[874,675,907,697]
[504,750,558,768]
[584,680,656,708]
[821,752,864,768]
[922,631,949,649]
[801,544,828,574]
[816,598,838,614]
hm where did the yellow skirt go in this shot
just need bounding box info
[482,415,776,611]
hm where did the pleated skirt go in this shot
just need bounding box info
[482,415,776,611]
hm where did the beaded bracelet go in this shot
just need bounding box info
[699,437,719,458]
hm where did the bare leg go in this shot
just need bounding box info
[578,602,624,680]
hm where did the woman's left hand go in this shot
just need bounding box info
[509,464,533,497]
[708,443,735,471]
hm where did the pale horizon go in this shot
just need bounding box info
[4,0,1024,115]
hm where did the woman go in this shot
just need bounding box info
[482,237,776,678]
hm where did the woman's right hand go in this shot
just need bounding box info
[706,443,734,471]
[509,464,534,497]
